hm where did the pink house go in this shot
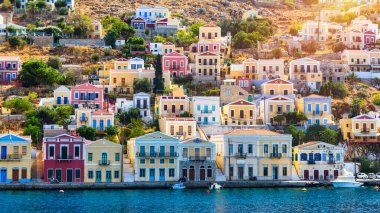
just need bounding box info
[236,76,252,92]
[71,83,104,109]
[162,52,189,77]
[198,41,220,53]
[131,17,146,30]
[364,31,376,48]
[0,56,21,84]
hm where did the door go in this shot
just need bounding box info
[159,168,165,181]
[12,168,19,182]
[200,167,205,181]
[334,170,339,179]
[272,167,278,180]
[171,105,176,113]
[238,144,243,155]
[1,146,6,159]
[314,170,319,180]
[100,120,104,131]
[101,153,108,164]
[61,146,68,159]
[316,119,320,125]
[272,144,278,156]
[303,170,309,180]
[189,166,195,181]
[64,97,68,104]
[96,171,102,182]
[149,169,155,181]
[182,169,187,179]
[66,169,73,182]
[57,97,61,104]
[6,74,11,81]
[106,171,112,182]
[238,167,244,180]
[56,169,62,182]
[324,170,329,180]
[1,169,6,182]
[204,117,208,124]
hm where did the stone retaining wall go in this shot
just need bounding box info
[59,39,105,47]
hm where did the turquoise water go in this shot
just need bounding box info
[1,187,380,212]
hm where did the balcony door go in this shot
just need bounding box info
[12,168,19,182]
[238,167,244,180]
[56,169,62,182]
[159,168,165,181]
[106,171,112,182]
[66,169,73,182]
[1,146,6,159]
[272,144,278,156]
[195,148,200,158]
[0,169,6,183]
[238,144,243,154]
[61,146,68,159]
[149,168,155,181]
[102,153,108,164]
[96,171,102,182]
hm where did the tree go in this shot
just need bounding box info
[128,118,145,138]
[117,108,142,125]
[20,59,61,87]
[26,1,38,17]
[104,29,118,48]
[70,14,92,38]
[47,56,62,70]
[232,31,252,49]
[36,0,47,11]
[8,36,24,48]
[305,124,338,145]
[54,0,66,9]
[1,0,12,11]
[133,78,152,93]
[76,126,97,140]
[54,105,74,126]
[288,125,305,146]
[301,40,318,54]
[271,48,282,59]
[3,98,33,114]
[35,107,55,124]
[283,112,308,125]
[153,36,166,43]
[289,26,298,36]
[319,82,348,99]
[91,53,100,62]
[105,125,119,137]
[373,93,380,105]
[351,98,366,117]
[154,54,164,93]
[346,72,360,85]
[189,22,205,36]
[332,42,346,53]
[59,73,75,85]
[175,30,198,47]
[273,115,285,125]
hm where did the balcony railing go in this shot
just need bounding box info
[313,111,323,116]
[136,105,149,109]
[158,152,178,158]
[176,132,187,136]
[170,66,180,70]
[80,117,88,122]
[234,153,247,159]
[327,159,335,164]
[201,110,212,114]
[99,160,110,165]
[189,156,207,161]
[361,128,370,133]
[308,159,315,164]
[270,153,282,159]
[0,154,23,160]
[136,152,178,158]
[136,152,157,157]
[58,155,72,160]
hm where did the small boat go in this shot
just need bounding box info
[331,170,363,188]
[172,183,186,190]
[209,183,223,190]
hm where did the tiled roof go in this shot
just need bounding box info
[72,83,101,90]
[199,52,218,56]
[354,114,374,120]
[293,141,318,149]
[226,129,283,136]
[202,23,217,27]
[0,56,20,61]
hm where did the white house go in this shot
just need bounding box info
[191,96,221,125]
[115,98,133,113]
[150,43,163,55]
[133,92,151,121]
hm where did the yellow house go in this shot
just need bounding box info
[155,95,190,117]
[86,20,103,39]
[0,134,32,183]
[195,52,221,82]
[213,129,292,180]
[128,131,180,182]
[84,139,123,183]
[289,57,322,90]
[199,24,221,41]
[54,85,71,105]
[296,94,334,126]
[230,58,286,80]
[260,78,294,96]
[340,113,379,143]
[221,99,256,125]
[162,42,176,55]
[76,108,114,132]
[292,141,345,181]
[158,117,197,139]
[179,137,216,181]
[259,95,295,125]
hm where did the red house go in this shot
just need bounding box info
[71,83,103,109]
[364,31,376,48]
[198,41,220,53]
[236,76,252,92]
[162,52,189,77]
[43,134,85,182]
[131,17,146,30]
[0,56,21,84]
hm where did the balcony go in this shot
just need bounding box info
[158,152,178,158]
[308,159,316,164]
[270,153,282,159]
[189,156,208,161]
[313,111,323,116]
[201,110,212,114]
[170,66,180,70]
[176,132,187,136]
[58,155,72,160]
[234,153,247,159]
[327,159,335,164]
[361,128,370,134]
[136,152,157,158]
[136,104,149,109]
[0,154,23,160]
[99,160,110,165]
[80,117,88,122]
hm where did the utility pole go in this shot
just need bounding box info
[317,9,321,42]
[228,138,231,181]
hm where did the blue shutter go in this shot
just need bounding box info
[107,119,111,127]
[93,120,97,128]
[307,104,311,112]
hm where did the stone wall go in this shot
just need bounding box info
[32,36,54,47]
[59,39,105,47]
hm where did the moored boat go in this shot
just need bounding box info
[331,170,363,188]
[209,183,223,190]
[172,183,186,190]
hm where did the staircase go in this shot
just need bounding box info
[123,158,134,182]
[291,165,300,181]
[215,169,226,181]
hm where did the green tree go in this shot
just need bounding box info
[24,125,42,146]
[76,126,97,140]
[117,108,142,125]
[305,124,338,145]
[71,14,92,38]
[20,59,61,87]
[26,1,38,17]
[54,0,66,9]
[271,48,282,59]
[175,30,198,47]
[3,98,33,114]
[1,0,12,11]
[36,0,47,11]
[319,82,348,99]
[8,36,24,48]
[54,105,74,126]
[105,125,119,137]
[91,53,100,62]
[153,35,166,43]
[104,29,118,48]
[288,125,305,146]
[35,107,56,124]
[373,93,380,105]
[189,22,205,36]
[133,78,152,93]
[283,112,308,125]
[58,73,75,85]
[47,56,62,70]
[154,54,164,93]
[128,118,145,138]
[351,97,366,117]
[346,72,360,85]
[232,31,252,49]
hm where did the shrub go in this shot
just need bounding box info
[373,94,380,105]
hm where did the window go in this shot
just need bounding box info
[21,168,27,179]
[197,105,201,111]
[22,146,27,155]
[169,168,175,177]
[248,144,253,154]
[49,145,55,158]
[88,153,93,161]
[74,146,80,159]
[307,104,311,112]
[229,166,234,177]
[88,170,94,179]
[282,144,287,154]
[300,153,308,161]
[282,167,287,176]
[150,159,155,164]
[355,123,359,129]
[74,92,79,99]
[169,159,174,164]
[323,104,328,112]
[248,167,253,177]
[337,153,341,161]
[115,153,120,161]
[75,169,81,179]
[188,125,192,136]
[140,159,145,164]
[160,159,165,164]
[263,166,268,176]
[140,168,146,177]
[269,105,273,112]
[264,144,268,154]
[229,143,233,154]
[114,171,120,179]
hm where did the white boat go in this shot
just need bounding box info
[209,183,223,190]
[331,170,363,188]
[172,183,186,190]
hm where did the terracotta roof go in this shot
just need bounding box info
[116,58,128,61]
[264,78,292,85]
[364,31,376,35]
[92,109,113,115]
[163,42,174,45]
[293,141,318,149]
[72,83,101,90]
[202,24,217,27]
[304,94,327,98]
[226,129,283,136]
[354,115,374,119]
[270,96,290,101]
[162,117,196,121]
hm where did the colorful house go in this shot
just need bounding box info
[230,58,286,80]
[0,56,22,83]
[236,77,252,92]
[220,83,253,105]
[133,92,151,120]
[0,134,32,183]
[259,95,295,125]
[128,131,180,182]
[221,99,256,126]
[289,57,322,91]
[191,96,221,125]
[340,113,379,143]
[179,138,216,181]
[194,52,220,82]
[162,52,189,77]
[71,83,104,109]
[155,95,190,117]
[162,42,176,55]
[296,94,334,125]
[213,129,292,181]
[43,134,86,182]
[84,139,123,183]
[199,24,221,41]
[292,141,344,180]
[54,85,71,105]
[75,108,114,132]
[159,117,197,139]
[301,21,342,41]
[260,78,294,96]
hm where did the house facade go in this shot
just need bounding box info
[289,57,322,90]
[296,94,334,125]
[162,52,189,77]
[0,56,22,83]
[259,96,295,125]
[43,134,85,182]
[54,85,71,105]
[0,134,32,183]
[194,52,220,82]
[155,95,190,117]
[191,96,221,125]
[221,99,256,126]
[75,108,114,132]
[71,83,103,109]
[158,117,197,139]
[340,113,380,143]
[133,92,151,120]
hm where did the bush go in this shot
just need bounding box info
[8,36,24,48]
[91,53,100,62]
[332,42,346,53]
[47,56,62,70]
[373,94,380,105]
